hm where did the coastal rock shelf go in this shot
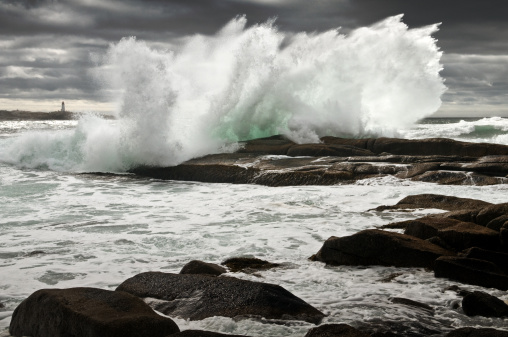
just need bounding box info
[130,135,508,186]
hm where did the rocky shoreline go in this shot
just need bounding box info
[8,193,508,336]
[7,135,508,336]
[130,135,508,186]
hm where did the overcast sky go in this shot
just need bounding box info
[1,0,507,116]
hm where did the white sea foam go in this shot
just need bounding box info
[0,15,445,172]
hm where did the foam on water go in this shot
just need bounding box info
[1,162,508,335]
[401,117,508,144]
[0,15,445,172]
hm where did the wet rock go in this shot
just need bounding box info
[486,214,508,231]
[404,217,463,240]
[9,287,180,337]
[434,256,508,290]
[462,291,508,318]
[432,209,482,223]
[179,260,227,276]
[170,331,251,337]
[287,144,374,157]
[438,223,500,251]
[320,136,373,150]
[426,236,456,251]
[375,194,492,212]
[0,302,4,309]
[371,138,508,157]
[389,297,434,315]
[221,257,280,273]
[501,228,508,250]
[411,171,501,185]
[116,272,324,324]
[461,247,508,274]
[445,327,508,337]
[131,163,257,184]
[237,135,295,155]
[312,229,454,268]
[304,324,369,337]
[476,203,508,227]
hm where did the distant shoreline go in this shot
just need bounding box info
[0,110,114,121]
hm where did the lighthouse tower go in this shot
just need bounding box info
[61,101,65,112]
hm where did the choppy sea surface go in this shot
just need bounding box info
[1,117,508,336]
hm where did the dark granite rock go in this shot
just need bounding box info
[237,135,295,155]
[486,214,508,231]
[371,138,508,157]
[438,223,500,251]
[9,287,180,337]
[445,328,508,337]
[461,247,508,274]
[462,291,508,318]
[375,194,492,212]
[287,144,374,157]
[312,229,454,268]
[116,272,324,324]
[411,171,501,185]
[180,260,226,276]
[476,203,508,227]
[304,324,369,337]
[434,256,508,290]
[404,217,463,240]
[221,257,280,273]
[169,331,251,337]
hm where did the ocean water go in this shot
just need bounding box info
[1,15,508,336]
[1,118,508,336]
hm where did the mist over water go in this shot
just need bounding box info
[0,15,445,172]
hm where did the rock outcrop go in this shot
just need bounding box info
[179,260,227,276]
[461,291,508,318]
[311,229,454,268]
[9,287,180,337]
[304,324,370,337]
[116,272,325,324]
[127,136,508,186]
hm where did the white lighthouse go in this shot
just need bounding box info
[61,101,65,112]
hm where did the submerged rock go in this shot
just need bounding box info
[304,324,369,337]
[311,229,454,268]
[179,260,227,276]
[116,272,325,324]
[462,291,508,318]
[9,287,180,337]
[221,257,280,273]
[375,194,492,212]
[434,256,508,291]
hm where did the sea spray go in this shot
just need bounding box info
[0,15,446,172]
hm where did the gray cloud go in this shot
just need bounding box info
[0,0,507,115]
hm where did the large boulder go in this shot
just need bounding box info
[404,217,463,240]
[434,256,508,290]
[461,247,508,274]
[179,260,226,276]
[462,291,508,318]
[311,229,454,268]
[9,287,180,337]
[437,223,500,251]
[375,194,492,212]
[476,203,508,227]
[116,272,324,324]
[304,324,369,337]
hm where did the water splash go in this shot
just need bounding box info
[0,15,446,172]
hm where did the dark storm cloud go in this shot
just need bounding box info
[0,0,507,114]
